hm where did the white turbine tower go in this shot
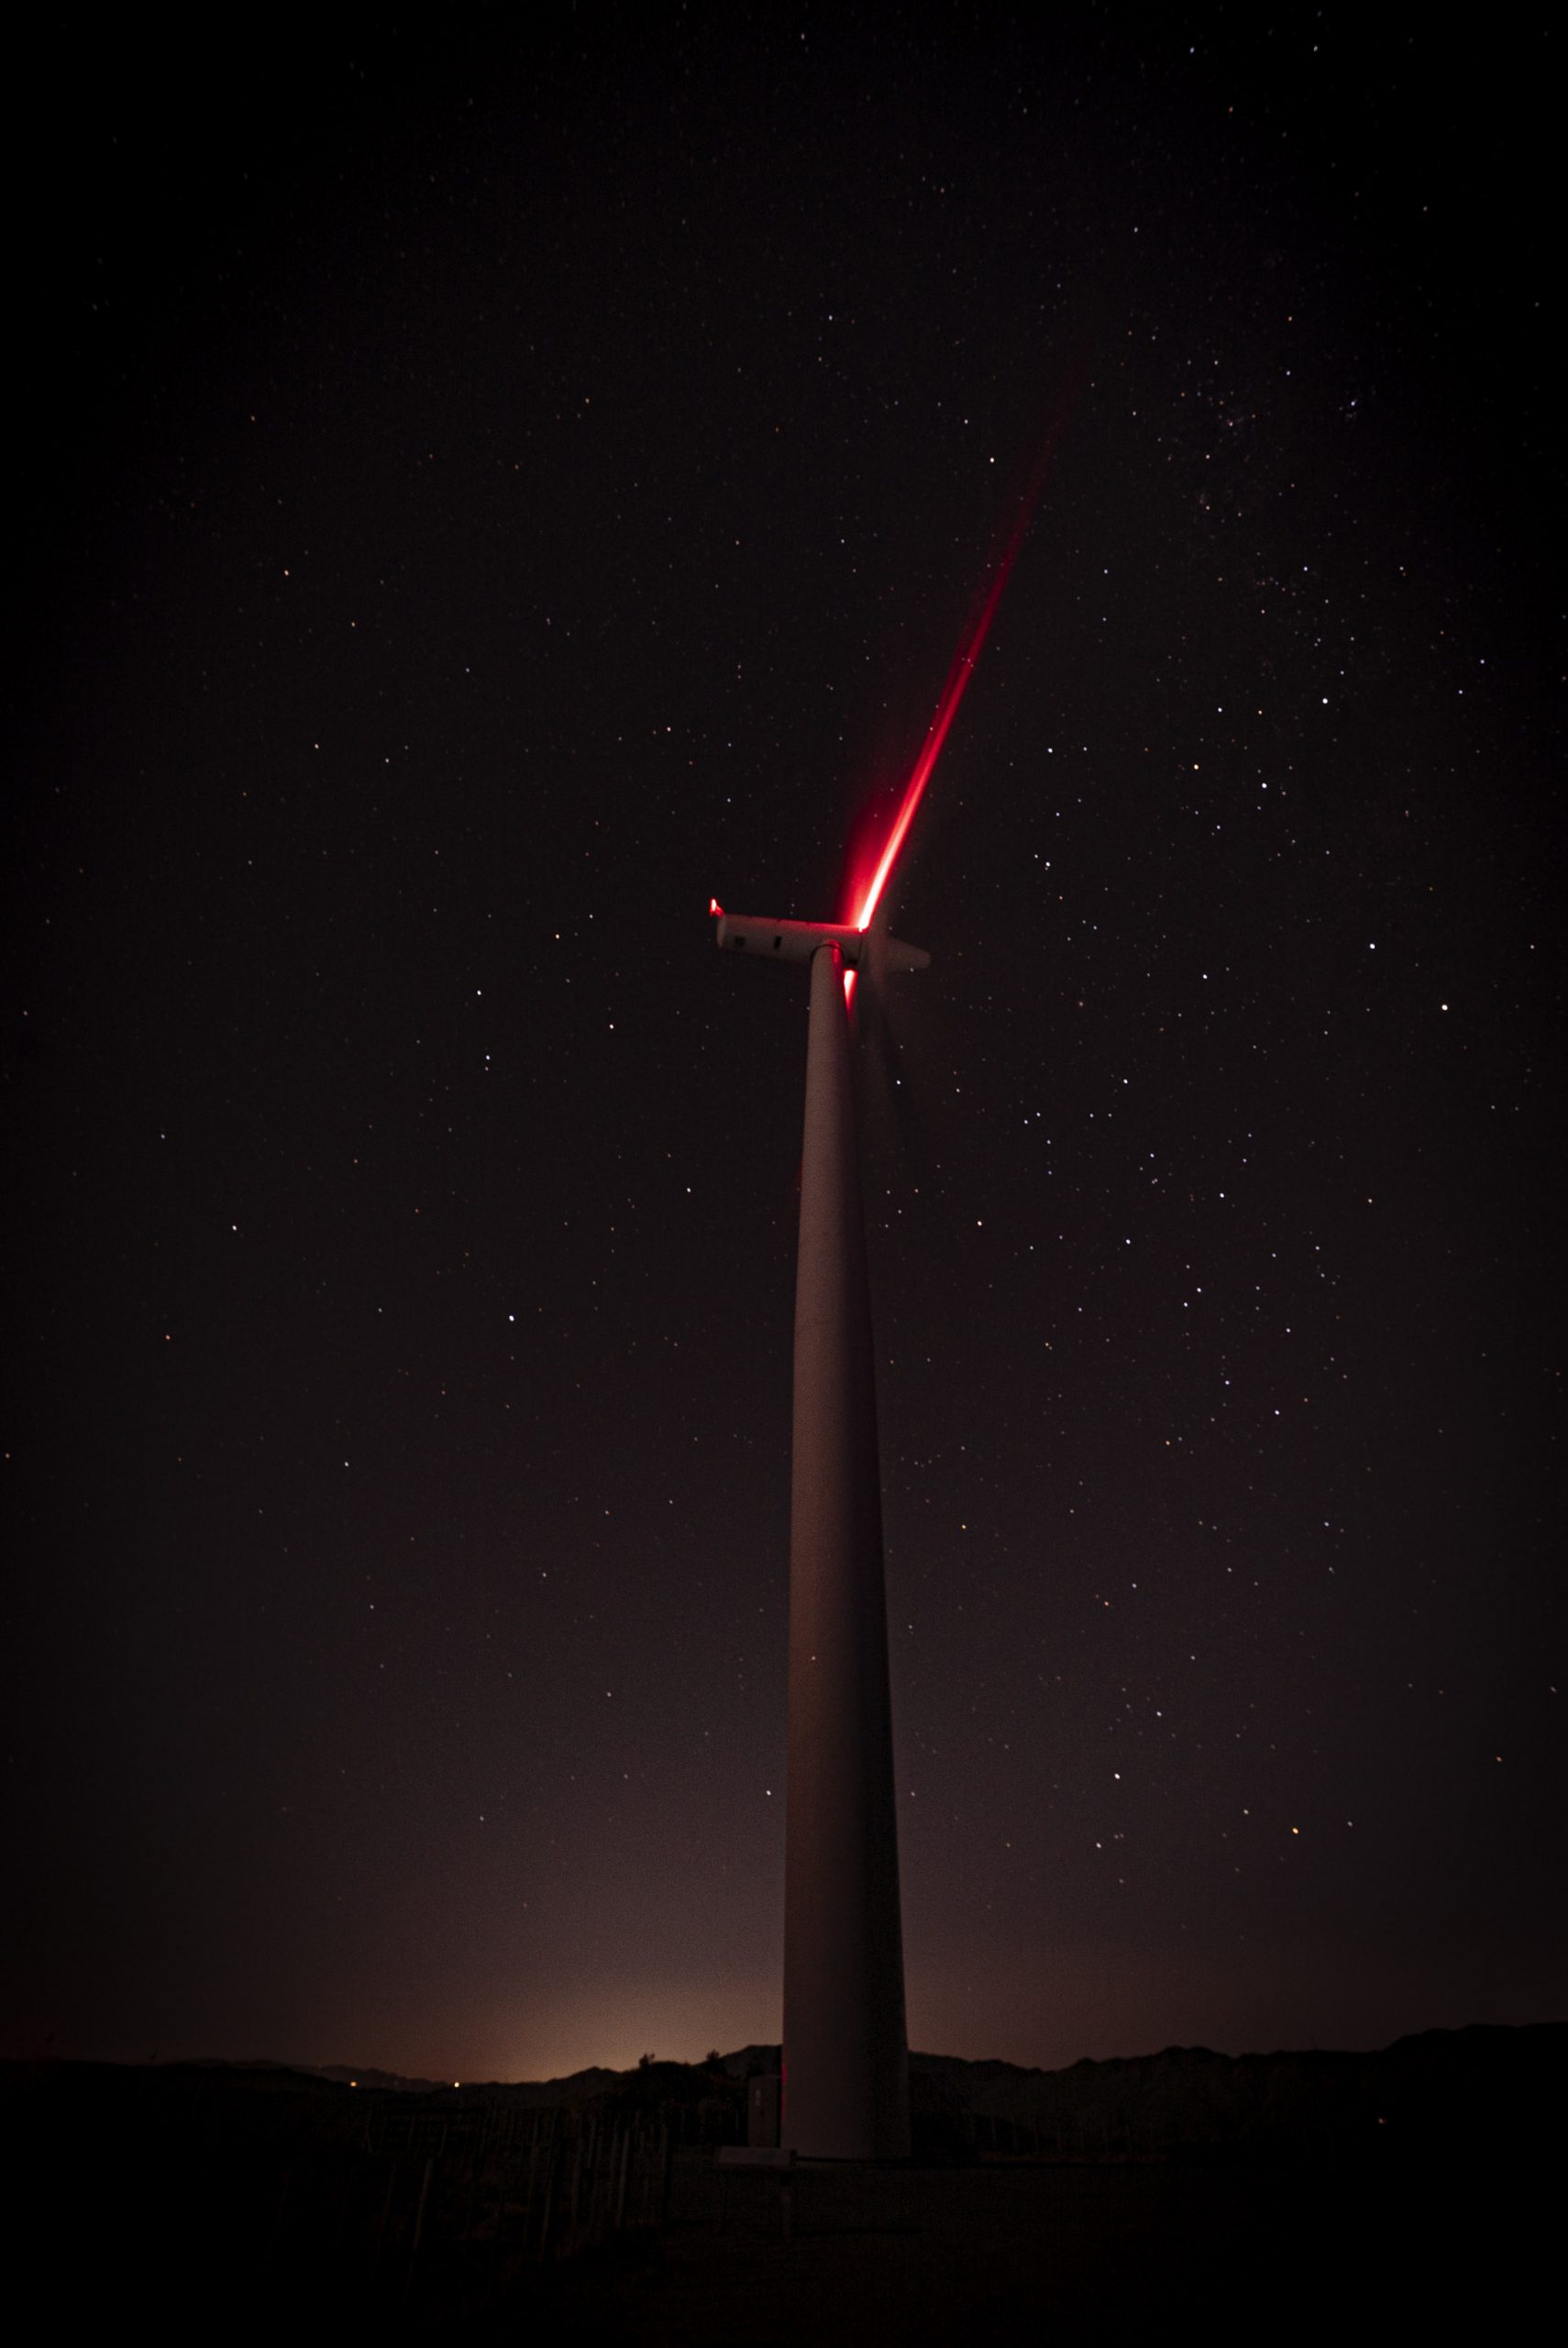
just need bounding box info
[712,434,1050,2158]
[714,912,927,2160]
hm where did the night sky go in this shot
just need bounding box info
[6,12,1562,2086]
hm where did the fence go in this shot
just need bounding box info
[346,2099,679,2291]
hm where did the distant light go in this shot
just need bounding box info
[709,896,723,916]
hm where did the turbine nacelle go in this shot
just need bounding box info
[713,909,930,975]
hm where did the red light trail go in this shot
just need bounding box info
[837,439,1059,1003]
[847,493,1036,937]
[712,362,1082,1000]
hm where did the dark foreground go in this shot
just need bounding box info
[522,2150,1554,2345]
[10,2039,1562,2342]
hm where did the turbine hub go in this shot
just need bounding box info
[713,912,929,973]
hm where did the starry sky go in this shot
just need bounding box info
[6,10,1562,2084]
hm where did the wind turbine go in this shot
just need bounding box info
[713,476,1043,2161]
[713,905,925,2160]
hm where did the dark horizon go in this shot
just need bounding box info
[25,2013,1568,2101]
[5,10,1562,2089]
